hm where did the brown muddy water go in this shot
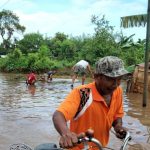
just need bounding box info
[0,73,150,150]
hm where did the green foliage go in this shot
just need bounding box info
[54,32,68,42]
[59,39,76,60]
[126,65,136,73]
[50,40,61,58]
[78,15,118,64]
[38,45,50,57]
[0,57,7,71]
[0,11,146,74]
[16,56,28,71]
[120,47,144,67]
[35,57,53,71]
[49,60,64,70]
[18,32,44,54]
[0,50,28,72]
[27,53,39,70]
[49,33,76,60]
[12,48,22,58]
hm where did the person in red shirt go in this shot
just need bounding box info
[26,71,36,85]
[52,56,129,150]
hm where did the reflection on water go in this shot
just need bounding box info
[0,73,150,150]
[126,92,150,126]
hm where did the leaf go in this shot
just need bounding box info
[121,14,147,28]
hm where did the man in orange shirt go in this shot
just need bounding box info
[53,56,128,149]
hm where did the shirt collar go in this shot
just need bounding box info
[90,82,104,101]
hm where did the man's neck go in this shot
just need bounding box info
[103,94,112,107]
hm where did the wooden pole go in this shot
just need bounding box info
[143,0,150,107]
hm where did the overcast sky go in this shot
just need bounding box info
[0,0,147,41]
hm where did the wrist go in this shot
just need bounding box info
[60,128,70,136]
[113,118,122,131]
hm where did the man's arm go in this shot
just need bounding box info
[53,110,70,135]
[52,111,78,148]
[53,111,93,148]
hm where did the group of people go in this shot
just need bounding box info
[26,70,56,86]
[52,56,129,150]
[26,59,91,87]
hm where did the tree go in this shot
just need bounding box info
[0,9,25,50]
[18,32,44,54]
[49,32,69,58]
[89,15,118,61]
[54,32,68,42]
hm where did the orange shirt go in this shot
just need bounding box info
[57,82,124,149]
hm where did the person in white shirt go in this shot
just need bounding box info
[71,60,93,88]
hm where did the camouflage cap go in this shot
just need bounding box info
[95,56,128,77]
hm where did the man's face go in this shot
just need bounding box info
[95,74,122,95]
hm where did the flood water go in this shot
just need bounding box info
[0,73,150,150]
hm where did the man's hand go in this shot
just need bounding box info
[114,125,127,139]
[59,129,94,149]
[113,118,127,139]
[59,131,78,149]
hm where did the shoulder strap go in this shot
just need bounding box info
[74,88,92,120]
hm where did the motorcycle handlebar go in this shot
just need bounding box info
[10,131,131,150]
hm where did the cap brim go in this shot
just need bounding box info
[104,69,129,78]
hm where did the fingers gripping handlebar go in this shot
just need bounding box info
[34,137,103,150]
